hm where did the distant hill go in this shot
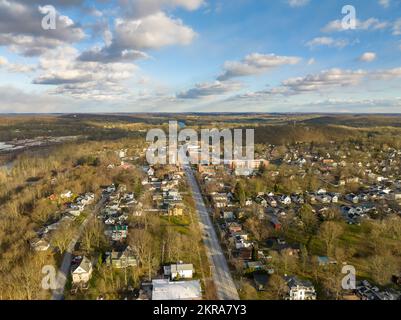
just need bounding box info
[300,115,401,127]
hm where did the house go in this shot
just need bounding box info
[329,193,339,203]
[198,164,216,175]
[317,256,337,266]
[323,159,334,165]
[291,194,304,204]
[147,167,155,176]
[227,222,242,234]
[108,246,137,268]
[316,194,331,204]
[235,248,253,260]
[105,184,116,193]
[346,194,359,204]
[245,199,253,206]
[346,177,360,184]
[221,210,235,221]
[279,195,291,205]
[233,234,252,249]
[256,196,268,207]
[211,193,228,208]
[227,159,269,171]
[245,261,264,272]
[268,215,282,231]
[167,203,184,216]
[71,256,93,284]
[307,193,317,204]
[76,193,95,205]
[356,280,400,300]
[111,225,128,241]
[285,276,316,300]
[67,203,85,216]
[151,279,202,300]
[60,190,73,199]
[164,263,194,280]
[30,238,50,252]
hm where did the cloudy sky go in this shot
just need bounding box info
[1,0,401,113]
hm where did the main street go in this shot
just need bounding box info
[184,165,240,300]
[51,197,106,300]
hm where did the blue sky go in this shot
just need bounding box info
[0,0,401,113]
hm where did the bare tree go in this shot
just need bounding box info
[268,274,288,300]
[319,221,343,257]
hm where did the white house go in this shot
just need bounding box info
[71,256,93,284]
[245,199,253,206]
[285,276,316,300]
[147,167,155,177]
[330,194,339,203]
[30,238,50,252]
[316,194,331,204]
[60,190,73,199]
[346,194,359,204]
[164,263,194,280]
[279,195,291,205]
[105,184,116,193]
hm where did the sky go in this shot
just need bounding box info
[0,0,401,113]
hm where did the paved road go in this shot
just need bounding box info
[51,197,106,300]
[184,166,240,300]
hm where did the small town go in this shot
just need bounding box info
[2,126,399,301]
[1,3,401,317]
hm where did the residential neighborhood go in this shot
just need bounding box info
[1,115,401,302]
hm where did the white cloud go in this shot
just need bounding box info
[114,12,196,50]
[287,0,310,7]
[359,52,376,62]
[306,37,348,49]
[177,81,242,99]
[218,53,301,81]
[33,46,139,100]
[281,68,367,92]
[378,0,390,8]
[120,0,205,18]
[358,18,389,30]
[79,12,197,63]
[0,55,35,73]
[322,18,389,32]
[229,66,401,103]
[0,0,85,56]
[0,85,74,113]
[393,18,401,35]
[371,67,401,80]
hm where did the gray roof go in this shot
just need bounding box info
[152,279,201,300]
[285,276,314,289]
